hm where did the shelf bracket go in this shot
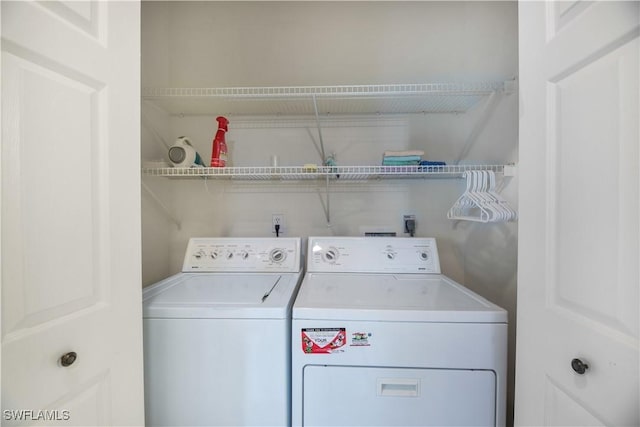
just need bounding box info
[141,181,181,229]
[454,89,500,165]
[142,111,172,151]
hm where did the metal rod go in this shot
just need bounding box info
[454,90,499,165]
[325,174,331,226]
[141,112,172,150]
[141,181,181,229]
[312,94,326,163]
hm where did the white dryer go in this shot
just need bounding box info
[143,237,303,427]
[292,237,507,427]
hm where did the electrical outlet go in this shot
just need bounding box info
[272,214,284,235]
[403,214,416,234]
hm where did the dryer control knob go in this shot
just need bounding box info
[269,248,286,263]
[419,251,430,261]
[323,248,339,263]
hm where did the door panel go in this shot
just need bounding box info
[2,47,108,335]
[36,1,105,43]
[548,38,639,338]
[543,378,603,427]
[1,1,143,425]
[516,1,639,425]
[51,371,111,426]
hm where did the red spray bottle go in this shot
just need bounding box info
[210,116,229,167]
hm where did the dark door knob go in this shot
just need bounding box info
[60,351,77,367]
[571,358,589,374]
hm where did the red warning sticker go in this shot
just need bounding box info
[301,328,346,354]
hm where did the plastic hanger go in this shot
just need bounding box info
[447,170,516,223]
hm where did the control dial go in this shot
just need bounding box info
[193,249,206,260]
[384,248,397,260]
[209,250,220,260]
[323,247,340,263]
[269,248,287,263]
[419,250,430,261]
[239,250,249,260]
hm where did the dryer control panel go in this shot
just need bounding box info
[307,237,441,274]
[183,237,301,272]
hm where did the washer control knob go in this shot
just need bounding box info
[210,250,219,260]
[193,250,206,260]
[385,249,396,260]
[240,250,249,260]
[419,251,429,261]
[226,251,234,260]
[269,248,286,263]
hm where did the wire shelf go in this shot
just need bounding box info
[141,164,506,180]
[142,82,506,116]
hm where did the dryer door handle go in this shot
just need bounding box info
[377,378,420,397]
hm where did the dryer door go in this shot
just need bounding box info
[303,365,496,426]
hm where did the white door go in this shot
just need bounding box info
[1,1,144,426]
[516,1,639,426]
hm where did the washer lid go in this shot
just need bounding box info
[143,272,302,319]
[292,273,507,323]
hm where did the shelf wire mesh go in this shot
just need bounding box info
[142,82,506,116]
[141,165,506,180]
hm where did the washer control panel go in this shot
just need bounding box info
[308,237,440,274]
[183,238,301,272]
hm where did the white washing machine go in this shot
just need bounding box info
[143,237,303,427]
[292,237,508,427]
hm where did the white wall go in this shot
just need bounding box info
[141,1,518,423]
[156,1,517,86]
